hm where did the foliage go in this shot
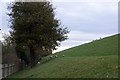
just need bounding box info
[8,2,69,67]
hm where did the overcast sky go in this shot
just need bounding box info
[0,0,118,53]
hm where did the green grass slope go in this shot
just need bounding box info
[53,34,118,57]
[8,34,119,78]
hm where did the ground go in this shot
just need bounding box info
[8,34,119,78]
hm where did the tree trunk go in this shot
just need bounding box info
[29,46,36,68]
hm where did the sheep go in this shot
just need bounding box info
[50,56,53,59]
[55,55,58,58]
[62,55,65,57]
[38,62,40,64]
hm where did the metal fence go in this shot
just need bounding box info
[2,64,19,78]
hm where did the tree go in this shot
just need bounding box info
[3,34,29,66]
[8,2,69,67]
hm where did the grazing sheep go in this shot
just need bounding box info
[55,55,58,58]
[50,56,53,58]
[63,55,65,57]
[38,62,40,64]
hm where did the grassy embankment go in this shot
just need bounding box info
[8,34,119,78]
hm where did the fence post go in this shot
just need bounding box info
[10,64,12,74]
[12,64,13,73]
[13,64,15,73]
[7,64,9,76]
[0,41,2,79]
[9,64,11,75]
[4,64,7,77]
[2,64,5,78]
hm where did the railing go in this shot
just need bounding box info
[2,64,19,78]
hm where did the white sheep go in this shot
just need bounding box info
[55,55,58,58]
[38,62,40,64]
[50,56,53,58]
